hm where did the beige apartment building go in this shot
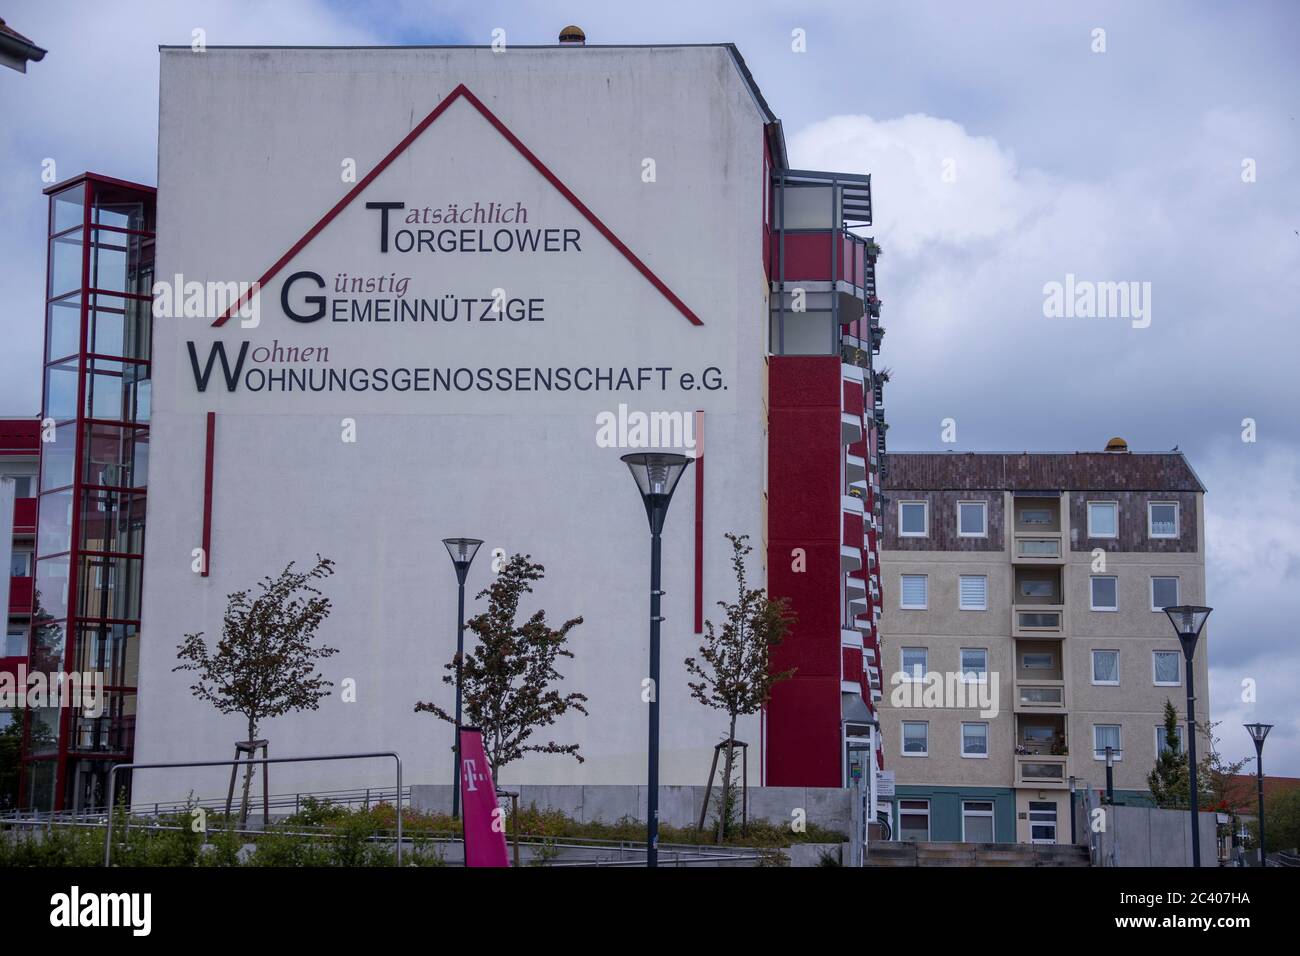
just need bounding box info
[877,443,1209,845]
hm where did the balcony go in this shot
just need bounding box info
[1014,679,1066,713]
[1013,605,1064,637]
[841,411,862,445]
[13,497,37,534]
[1015,753,1068,789]
[8,575,33,614]
[846,452,866,486]
[1013,532,1064,563]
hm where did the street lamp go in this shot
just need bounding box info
[442,537,483,820]
[1244,722,1273,867]
[621,452,692,868]
[1163,604,1212,867]
[1104,747,1115,806]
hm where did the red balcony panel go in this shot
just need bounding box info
[848,437,868,459]
[769,355,840,409]
[0,419,40,456]
[13,497,36,533]
[775,233,866,286]
[842,378,864,417]
[8,575,33,614]
[842,645,864,684]
[843,510,864,550]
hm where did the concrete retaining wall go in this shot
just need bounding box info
[409,784,853,835]
[1096,805,1219,867]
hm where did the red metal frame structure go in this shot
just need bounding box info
[23,172,155,811]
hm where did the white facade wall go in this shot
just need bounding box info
[135,46,771,803]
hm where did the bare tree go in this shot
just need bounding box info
[174,555,339,822]
[686,533,796,839]
[415,553,586,783]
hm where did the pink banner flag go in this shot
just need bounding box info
[459,727,510,867]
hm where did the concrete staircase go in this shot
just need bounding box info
[866,841,1090,867]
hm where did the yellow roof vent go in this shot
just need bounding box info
[1104,437,1129,453]
[559,25,586,45]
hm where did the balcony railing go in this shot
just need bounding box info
[1014,679,1066,712]
[1015,753,1068,789]
[1013,605,1064,637]
[1013,533,1063,562]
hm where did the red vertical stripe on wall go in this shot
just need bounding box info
[694,409,704,634]
[202,412,216,577]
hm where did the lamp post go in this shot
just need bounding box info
[621,452,692,868]
[1104,747,1115,806]
[442,537,483,820]
[1068,776,1077,843]
[1163,605,1212,867]
[1244,722,1273,867]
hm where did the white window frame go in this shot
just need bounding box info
[958,574,988,611]
[1091,649,1120,686]
[900,646,928,683]
[1087,500,1119,539]
[960,721,989,758]
[900,574,928,610]
[957,500,988,538]
[901,721,929,757]
[1090,575,1119,612]
[1148,501,1180,539]
[1150,575,1179,612]
[898,799,931,841]
[1152,650,1182,687]
[959,647,988,684]
[1154,724,1185,756]
[899,500,928,538]
[1092,724,1123,761]
[961,800,996,842]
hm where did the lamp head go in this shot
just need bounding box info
[621,452,692,534]
[442,538,483,583]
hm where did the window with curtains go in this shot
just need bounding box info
[959,574,988,610]
[1153,650,1181,686]
[901,647,927,681]
[898,799,930,841]
[1156,724,1185,755]
[1148,501,1179,538]
[960,648,988,683]
[961,722,989,757]
[900,574,928,609]
[1093,724,1122,760]
[1092,649,1119,685]
[962,801,995,842]
[902,721,929,756]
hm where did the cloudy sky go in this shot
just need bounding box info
[2,0,1297,775]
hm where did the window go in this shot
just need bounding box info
[1028,801,1057,844]
[900,574,928,609]
[1093,724,1122,760]
[3,629,25,658]
[1155,724,1185,756]
[962,800,996,842]
[1153,650,1181,686]
[1151,576,1179,611]
[958,501,987,537]
[1090,575,1118,611]
[959,575,988,610]
[1092,649,1119,685]
[1019,508,1053,526]
[901,721,929,756]
[1020,578,1055,599]
[1087,501,1118,538]
[1148,502,1179,538]
[9,551,32,577]
[2,474,33,497]
[1022,652,1054,670]
[899,501,928,537]
[960,648,988,683]
[898,799,930,841]
[901,647,927,682]
[961,722,989,757]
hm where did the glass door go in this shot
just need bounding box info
[1028,801,1057,844]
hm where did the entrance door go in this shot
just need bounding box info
[1028,801,1057,844]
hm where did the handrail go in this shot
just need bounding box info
[103,751,402,866]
